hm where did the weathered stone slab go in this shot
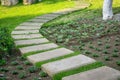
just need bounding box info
[12,30,39,35]
[20,43,58,54]
[12,34,42,40]
[41,55,96,77]
[36,16,57,20]
[28,19,49,23]
[15,38,49,46]
[27,48,73,64]
[15,26,41,30]
[43,13,61,17]
[62,66,120,80]
[37,14,61,19]
[52,12,66,15]
[20,22,43,26]
[35,16,55,20]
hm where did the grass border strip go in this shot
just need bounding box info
[52,62,104,80]
[35,51,80,67]
[23,47,61,57]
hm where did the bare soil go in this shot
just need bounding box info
[68,34,120,70]
[0,50,51,80]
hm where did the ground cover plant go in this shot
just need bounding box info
[40,0,120,76]
[0,51,51,80]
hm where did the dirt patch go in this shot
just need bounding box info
[40,17,120,71]
[70,34,120,70]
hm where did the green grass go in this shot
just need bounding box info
[0,0,75,58]
[43,0,120,27]
[23,47,61,57]
[0,0,75,32]
[53,62,104,80]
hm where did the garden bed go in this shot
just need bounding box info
[0,50,51,80]
[40,11,120,71]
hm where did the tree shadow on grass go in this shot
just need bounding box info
[0,15,41,32]
[41,0,67,4]
[113,6,120,14]
[0,6,120,32]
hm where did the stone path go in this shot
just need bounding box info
[42,54,96,77]
[15,38,49,46]
[27,48,73,64]
[11,2,120,80]
[62,66,120,80]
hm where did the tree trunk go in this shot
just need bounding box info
[1,0,18,6]
[103,0,113,20]
[23,0,36,5]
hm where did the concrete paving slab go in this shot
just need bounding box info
[62,66,120,80]
[15,38,49,46]
[12,34,42,40]
[12,30,39,35]
[27,48,73,64]
[20,22,43,26]
[20,43,58,54]
[42,54,96,77]
[15,26,41,30]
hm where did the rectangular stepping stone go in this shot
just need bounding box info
[20,22,43,26]
[12,30,39,35]
[15,38,49,46]
[27,48,73,64]
[53,12,66,15]
[28,19,49,23]
[41,54,96,77]
[37,14,60,19]
[42,13,61,17]
[20,43,58,54]
[15,26,41,30]
[36,16,57,20]
[12,34,42,40]
[62,66,120,80]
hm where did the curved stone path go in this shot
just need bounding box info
[11,2,120,80]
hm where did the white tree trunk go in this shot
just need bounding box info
[103,0,113,20]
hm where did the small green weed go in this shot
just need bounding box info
[103,50,109,54]
[116,61,120,66]
[16,65,23,70]
[28,66,38,73]
[39,71,47,77]
[11,70,19,75]
[112,53,119,57]
[113,49,119,52]
[0,68,9,72]
[18,72,26,79]
[92,54,99,57]
[11,61,19,66]
[104,56,111,61]
[24,61,31,65]
[0,59,6,66]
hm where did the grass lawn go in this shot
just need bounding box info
[0,0,75,60]
[0,0,75,32]
[40,0,120,80]
[0,1,76,80]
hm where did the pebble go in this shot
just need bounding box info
[38,77,42,80]
[0,74,5,77]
